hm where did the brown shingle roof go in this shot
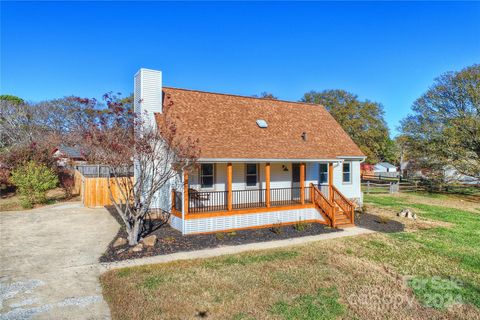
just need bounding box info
[156,87,364,160]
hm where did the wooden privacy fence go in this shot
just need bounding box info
[74,169,133,208]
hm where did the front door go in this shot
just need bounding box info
[292,163,300,200]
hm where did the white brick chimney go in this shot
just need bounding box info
[134,68,163,126]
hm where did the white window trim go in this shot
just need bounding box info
[245,163,259,189]
[342,162,352,184]
[199,163,215,190]
[319,163,329,185]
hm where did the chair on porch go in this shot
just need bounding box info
[188,188,210,201]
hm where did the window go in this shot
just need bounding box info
[200,164,214,189]
[319,163,328,184]
[343,162,351,183]
[245,163,258,187]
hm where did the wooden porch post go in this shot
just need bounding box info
[265,163,271,208]
[300,163,305,204]
[328,162,334,202]
[227,163,233,211]
[183,170,189,215]
[171,190,175,211]
[310,183,314,203]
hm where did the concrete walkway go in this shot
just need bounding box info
[0,203,119,320]
[101,226,374,271]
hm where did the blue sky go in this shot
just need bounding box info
[1,1,479,136]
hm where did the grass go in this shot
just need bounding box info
[270,287,345,320]
[203,250,299,269]
[101,192,480,319]
[0,188,76,212]
[361,194,480,310]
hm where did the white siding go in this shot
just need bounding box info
[170,214,183,232]
[269,163,292,188]
[134,68,163,125]
[332,160,362,200]
[189,163,292,191]
[183,208,325,234]
[305,162,319,186]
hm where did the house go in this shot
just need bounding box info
[374,162,397,173]
[443,166,479,184]
[52,145,86,167]
[134,68,366,235]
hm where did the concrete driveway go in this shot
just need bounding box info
[0,202,119,319]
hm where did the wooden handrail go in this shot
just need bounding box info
[311,184,336,227]
[331,185,355,224]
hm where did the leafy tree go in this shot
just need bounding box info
[400,64,480,179]
[11,161,59,208]
[302,90,394,164]
[253,92,278,99]
[0,94,24,105]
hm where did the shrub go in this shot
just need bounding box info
[58,169,75,198]
[0,168,12,191]
[270,223,283,234]
[293,220,310,232]
[11,161,59,208]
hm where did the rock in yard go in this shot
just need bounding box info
[112,237,127,248]
[131,243,144,252]
[142,235,157,247]
[397,209,417,220]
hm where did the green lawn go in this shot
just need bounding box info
[361,195,480,309]
[101,193,480,320]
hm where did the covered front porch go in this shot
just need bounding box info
[170,161,355,234]
[172,161,333,214]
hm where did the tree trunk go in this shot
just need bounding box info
[127,218,142,245]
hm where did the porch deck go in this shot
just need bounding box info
[172,184,330,215]
[170,162,354,234]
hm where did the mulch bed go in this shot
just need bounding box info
[100,207,342,263]
[355,212,405,233]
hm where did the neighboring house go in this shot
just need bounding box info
[134,68,366,235]
[52,145,86,167]
[374,162,397,173]
[401,161,479,184]
[443,166,479,184]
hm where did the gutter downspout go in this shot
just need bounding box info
[181,170,186,235]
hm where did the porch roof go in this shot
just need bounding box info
[155,87,364,160]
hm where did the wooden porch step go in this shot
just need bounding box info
[336,223,355,228]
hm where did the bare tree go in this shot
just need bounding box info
[0,97,97,169]
[80,93,199,245]
[0,100,61,169]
